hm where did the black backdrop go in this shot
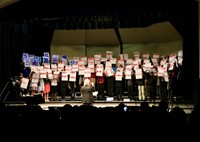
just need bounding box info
[0,0,198,101]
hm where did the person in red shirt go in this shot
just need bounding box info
[96,73,105,100]
[90,72,96,89]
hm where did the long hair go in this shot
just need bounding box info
[84,78,90,86]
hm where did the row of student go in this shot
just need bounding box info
[16,61,182,102]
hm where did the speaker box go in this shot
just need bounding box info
[25,94,45,105]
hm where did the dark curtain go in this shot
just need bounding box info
[0,21,54,96]
[181,2,199,100]
[25,22,54,56]
[0,21,27,93]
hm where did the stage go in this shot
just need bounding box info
[4,98,194,114]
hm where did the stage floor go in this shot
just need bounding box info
[3,94,195,114]
[42,100,194,113]
[4,99,194,114]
